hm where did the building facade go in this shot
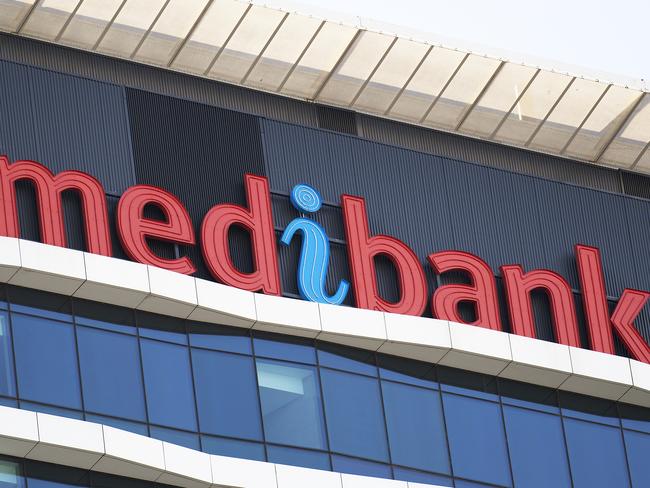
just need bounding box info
[0,2,650,488]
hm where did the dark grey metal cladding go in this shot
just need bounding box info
[125,88,266,280]
[0,33,318,128]
[534,179,641,297]
[357,114,622,193]
[0,59,135,195]
[262,118,650,348]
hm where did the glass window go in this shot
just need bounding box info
[624,429,650,487]
[0,311,15,397]
[331,455,392,479]
[188,323,251,355]
[503,405,571,487]
[320,369,389,461]
[254,335,315,364]
[563,418,630,488]
[84,414,148,436]
[317,343,376,376]
[0,458,24,488]
[149,426,200,451]
[201,436,266,462]
[192,348,262,440]
[266,446,330,471]
[77,326,145,421]
[19,402,83,420]
[378,354,436,388]
[140,339,197,431]
[12,314,81,409]
[442,393,511,486]
[257,359,327,449]
[382,380,449,474]
[137,312,187,345]
[392,467,453,486]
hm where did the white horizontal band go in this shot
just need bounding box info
[0,236,648,406]
[0,405,439,488]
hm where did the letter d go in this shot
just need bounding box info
[201,174,281,295]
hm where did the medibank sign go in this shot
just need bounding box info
[1,156,649,364]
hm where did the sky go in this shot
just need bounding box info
[276,0,649,86]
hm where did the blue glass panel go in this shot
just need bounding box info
[559,392,619,427]
[77,326,146,421]
[0,312,15,397]
[253,336,316,364]
[330,456,391,479]
[442,393,511,487]
[0,301,6,310]
[12,314,81,409]
[0,397,17,408]
[75,316,136,335]
[563,418,630,488]
[0,459,25,488]
[257,359,327,449]
[189,323,251,355]
[320,369,388,461]
[378,354,437,389]
[192,349,262,440]
[19,402,83,420]
[392,467,453,486]
[381,381,449,474]
[503,405,571,488]
[84,414,148,436]
[455,481,499,488]
[266,446,330,471]
[149,427,200,450]
[619,404,650,434]
[9,305,72,323]
[201,436,266,461]
[318,345,376,376]
[137,312,187,345]
[140,339,197,430]
[623,430,650,487]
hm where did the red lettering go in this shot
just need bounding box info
[0,156,111,255]
[428,251,502,330]
[117,185,196,274]
[611,289,650,363]
[201,174,281,295]
[501,265,580,347]
[341,194,426,316]
[576,244,650,362]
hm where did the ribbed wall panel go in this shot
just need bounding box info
[357,115,622,193]
[262,119,650,348]
[0,34,318,128]
[126,89,266,280]
[0,59,135,195]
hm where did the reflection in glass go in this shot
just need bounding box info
[442,393,511,486]
[12,314,81,409]
[320,368,389,461]
[0,312,15,397]
[563,418,630,488]
[257,359,326,449]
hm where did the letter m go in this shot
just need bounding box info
[0,156,111,256]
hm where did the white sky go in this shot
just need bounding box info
[279,0,649,85]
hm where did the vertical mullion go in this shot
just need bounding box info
[314,337,335,471]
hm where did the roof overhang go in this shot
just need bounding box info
[1,0,649,174]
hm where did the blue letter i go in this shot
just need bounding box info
[280,184,349,305]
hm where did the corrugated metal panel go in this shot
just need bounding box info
[126,89,266,280]
[263,119,650,347]
[357,114,623,194]
[534,179,639,297]
[0,33,318,128]
[621,172,650,200]
[0,59,135,195]
[316,106,357,135]
[442,161,547,271]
